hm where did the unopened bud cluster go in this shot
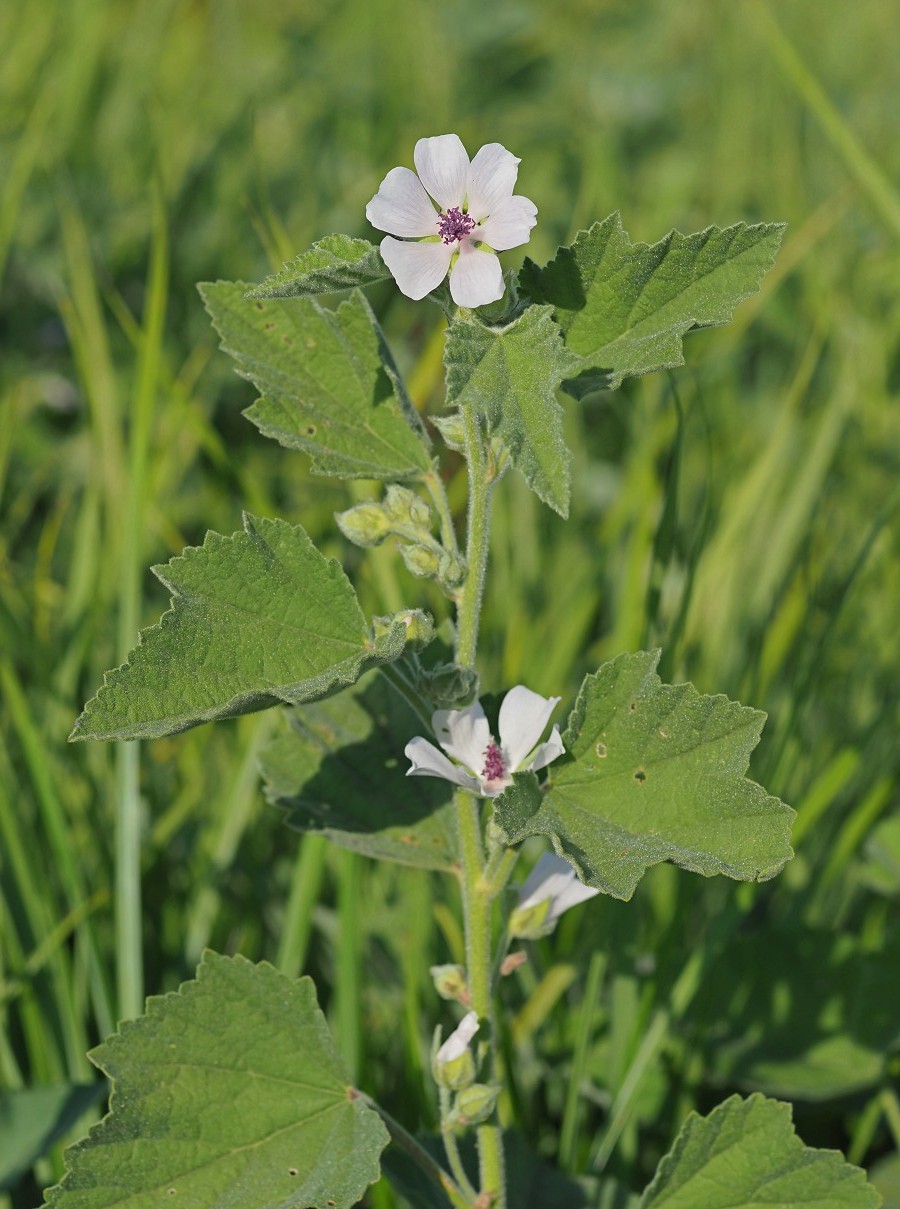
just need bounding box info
[336,485,465,595]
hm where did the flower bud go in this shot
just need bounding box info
[508,897,554,940]
[432,412,466,453]
[401,542,441,579]
[421,663,479,710]
[454,1082,500,1126]
[438,550,466,591]
[430,964,469,1003]
[335,502,391,548]
[432,1011,479,1091]
[383,485,432,531]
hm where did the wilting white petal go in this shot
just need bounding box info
[366,166,440,237]
[380,237,453,300]
[466,143,520,221]
[449,242,504,308]
[433,701,491,773]
[528,724,565,772]
[414,134,469,211]
[405,736,479,792]
[437,1010,479,1063]
[498,686,561,771]
[478,195,538,251]
[518,853,599,924]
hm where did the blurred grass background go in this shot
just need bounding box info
[1,0,899,1204]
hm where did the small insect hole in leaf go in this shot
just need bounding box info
[264,321,276,330]
[305,425,316,436]
[282,334,294,345]
[595,741,607,759]
[288,1167,299,1177]
[659,727,670,738]
[167,1190,176,1197]
[633,768,646,783]
[255,301,265,310]
[629,701,637,713]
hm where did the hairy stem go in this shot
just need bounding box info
[455,404,495,669]
[358,1092,471,1209]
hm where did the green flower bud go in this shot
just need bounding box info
[421,663,479,710]
[430,964,469,1003]
[438,550,466,590]
[432,412,466,453]
[508,897,554,940]
[401,542,441,579]
[335,502,390,548]
[432,1011,479,1091]
[397,609,435,650]
[383,485,432,531]
[454,1083,500,1126]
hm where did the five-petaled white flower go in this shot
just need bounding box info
[366,133,537,308]
[509,853,600,939]
[405,686,564,798]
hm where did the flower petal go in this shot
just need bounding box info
[449,242,504,308]
[528,724,565,772]
[414,134,469,211]
[478,194,538,251]
[366,166,440,237]
[405,736,480,792]
[433,701,491,774]
[437,1010,479,1063]
[498,686,562,771]
[380,237,453,300]
[517,853,579,910]
[466,143,520,221]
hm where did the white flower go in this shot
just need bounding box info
[436,1010,480,1065]
[366,133,537,308]
[405,685,564,798]
[433,1010,480,1090]
[509,853,600,939]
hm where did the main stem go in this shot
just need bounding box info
[454,401,505,1207]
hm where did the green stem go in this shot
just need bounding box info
[456,789,506,1207]
[455,405,495,669]
[424,466,460,559]
[439,1085,479,1203]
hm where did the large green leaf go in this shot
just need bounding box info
[519,214,785,396]
[201,282,432,480]
[640,1093,880,1208]
[44,954,389,1209]
[247,234,391,299]
[693,930,900,1100]
[262,673,459,871]
[443,305,575,516]
[493,650,793,900]
[71,514,414,741]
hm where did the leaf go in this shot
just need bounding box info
[443,305,575,516]
[493,650,794,900]
[262,673,459,871]
[247,234,391,299]
[71,514,415,742]
[0,1084,103,1192]
[201,282,432,480]
[519,213,785,396]
[639,1093,881,1209]
[694,929,900,1100]
[44,953,389,1209]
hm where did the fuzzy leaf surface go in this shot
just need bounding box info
[72,514,412,741]
[640,1093,880,1208]
[444,305,575,516]
[201,282,431,480]
[44,953,389,1209]
[262,674,459,871]
[247,234,391,298]
[493,650,794,900]
[519,214,785,395]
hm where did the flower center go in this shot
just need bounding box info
[437,206,476,245]
[481,741,506,783]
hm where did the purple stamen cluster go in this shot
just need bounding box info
[482,741,506,783]
[437,206,476,245]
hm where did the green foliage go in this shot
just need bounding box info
[694,929,900,1100]
[248,235,391,299]
[640,1094,880,1208]
[494,650,794,899]
[519,215,785,396]
[43,953,389,1209]
[201,283,432,480]
[71,515,417,741]
[261,674,459,871]
[444,306,575,515]
[0,1085,102,1191]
